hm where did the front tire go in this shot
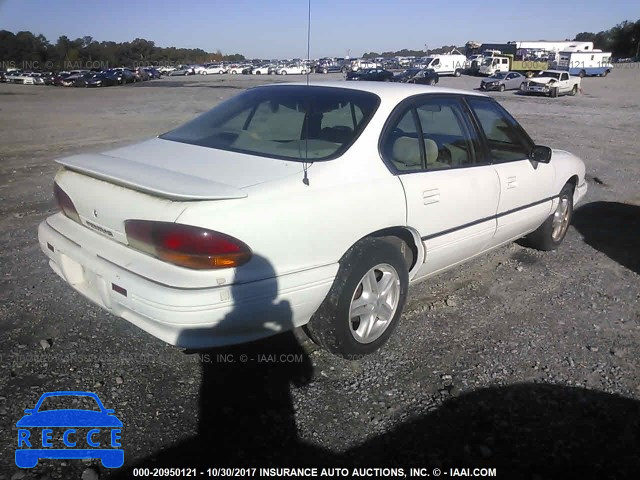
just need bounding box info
[454,69,462,77]
[527,183,574,251]
[571,84,578,96]
[305,238,408,357]
[579,70,586,78]
[499,84,506,92]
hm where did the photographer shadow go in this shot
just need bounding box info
[107,255,334,476]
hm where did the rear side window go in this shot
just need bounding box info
[381,96,479,172]
[160,86,380,161]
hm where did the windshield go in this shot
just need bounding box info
[482,58,493,66]
[537,72,561,79]
[160,86,380,161]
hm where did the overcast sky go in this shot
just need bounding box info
[0,0,636,58]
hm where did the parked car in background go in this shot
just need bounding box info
[170,65,196,76]
[480,71,526,91]
[201,64,225,74]
[86,73,120,87]
[315,63,343,74]
[73,72,97,87]
[144,67,162,79]
[39,82,587,358]
[347,68,394,82]
[393,68,439,86]
[252,64,271,75]
[241,66,253,74]
[520,70,580,97]
[227,64,242,74]
[105,69,135,84]
[277,64,308,75]
[134,67,151,81]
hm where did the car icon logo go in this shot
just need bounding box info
[15,391,124,468]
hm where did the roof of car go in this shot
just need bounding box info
[262,81,488,100]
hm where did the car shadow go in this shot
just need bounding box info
[572,201,640,274]
[344,383,640,478]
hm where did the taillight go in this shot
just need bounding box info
[53,182,81,223]
[124,220,252,270]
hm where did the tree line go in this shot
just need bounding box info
[0,30,246,71]
[574,19,640,58]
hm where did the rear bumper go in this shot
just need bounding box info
[38,214,338,348]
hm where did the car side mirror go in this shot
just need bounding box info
[530,145,552,163]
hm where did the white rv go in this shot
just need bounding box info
[422,54,467,76]
[556,51,613,77]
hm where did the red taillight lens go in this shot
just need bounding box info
[124,220,252,270]
[53,182,81,223]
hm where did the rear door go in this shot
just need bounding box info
[465,97,555,246]
[380,95,500,279]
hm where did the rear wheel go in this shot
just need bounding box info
[428,78,436,86]
[527,183,574,251]
[571,84,578,96]
[550,87,558,98]
[305,238,408,357]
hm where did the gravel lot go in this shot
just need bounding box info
[1,67,639,479]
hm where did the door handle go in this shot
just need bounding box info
[423,188,440,205]
[506,176,518,189]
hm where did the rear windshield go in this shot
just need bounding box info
[160,85,380,161]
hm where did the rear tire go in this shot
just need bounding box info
[428,78,436,86]
[305,238,408,357]
[527,183,574,251]
[571,84,578,96]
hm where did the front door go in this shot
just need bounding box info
[466,97,556,245]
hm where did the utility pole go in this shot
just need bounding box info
[424,44,429,56]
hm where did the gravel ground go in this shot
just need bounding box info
[1,67,639,480]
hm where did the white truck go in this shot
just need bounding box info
[520,70,581,97]
[556,51,613,77]
[478,56,511,75]
[422,54,468,76]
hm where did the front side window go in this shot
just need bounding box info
[160,86,380,161]
[467,98,533,163]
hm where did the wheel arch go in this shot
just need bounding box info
[345,226,424,280]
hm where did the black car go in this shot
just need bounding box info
[346,68,394,82]
[315,63,344,74]
[106,69,135,84]
[144,67,162,79]
[0,71,6,82]
[86,73,119,87]
[393,68,439,86]
[73,72,96,87]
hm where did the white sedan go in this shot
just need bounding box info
[38,82,587,357]
[201,65,226,75]
[278,65,308,75]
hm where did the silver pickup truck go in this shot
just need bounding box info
[520,70,581,97]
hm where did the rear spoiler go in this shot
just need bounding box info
[56,154,247,201]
